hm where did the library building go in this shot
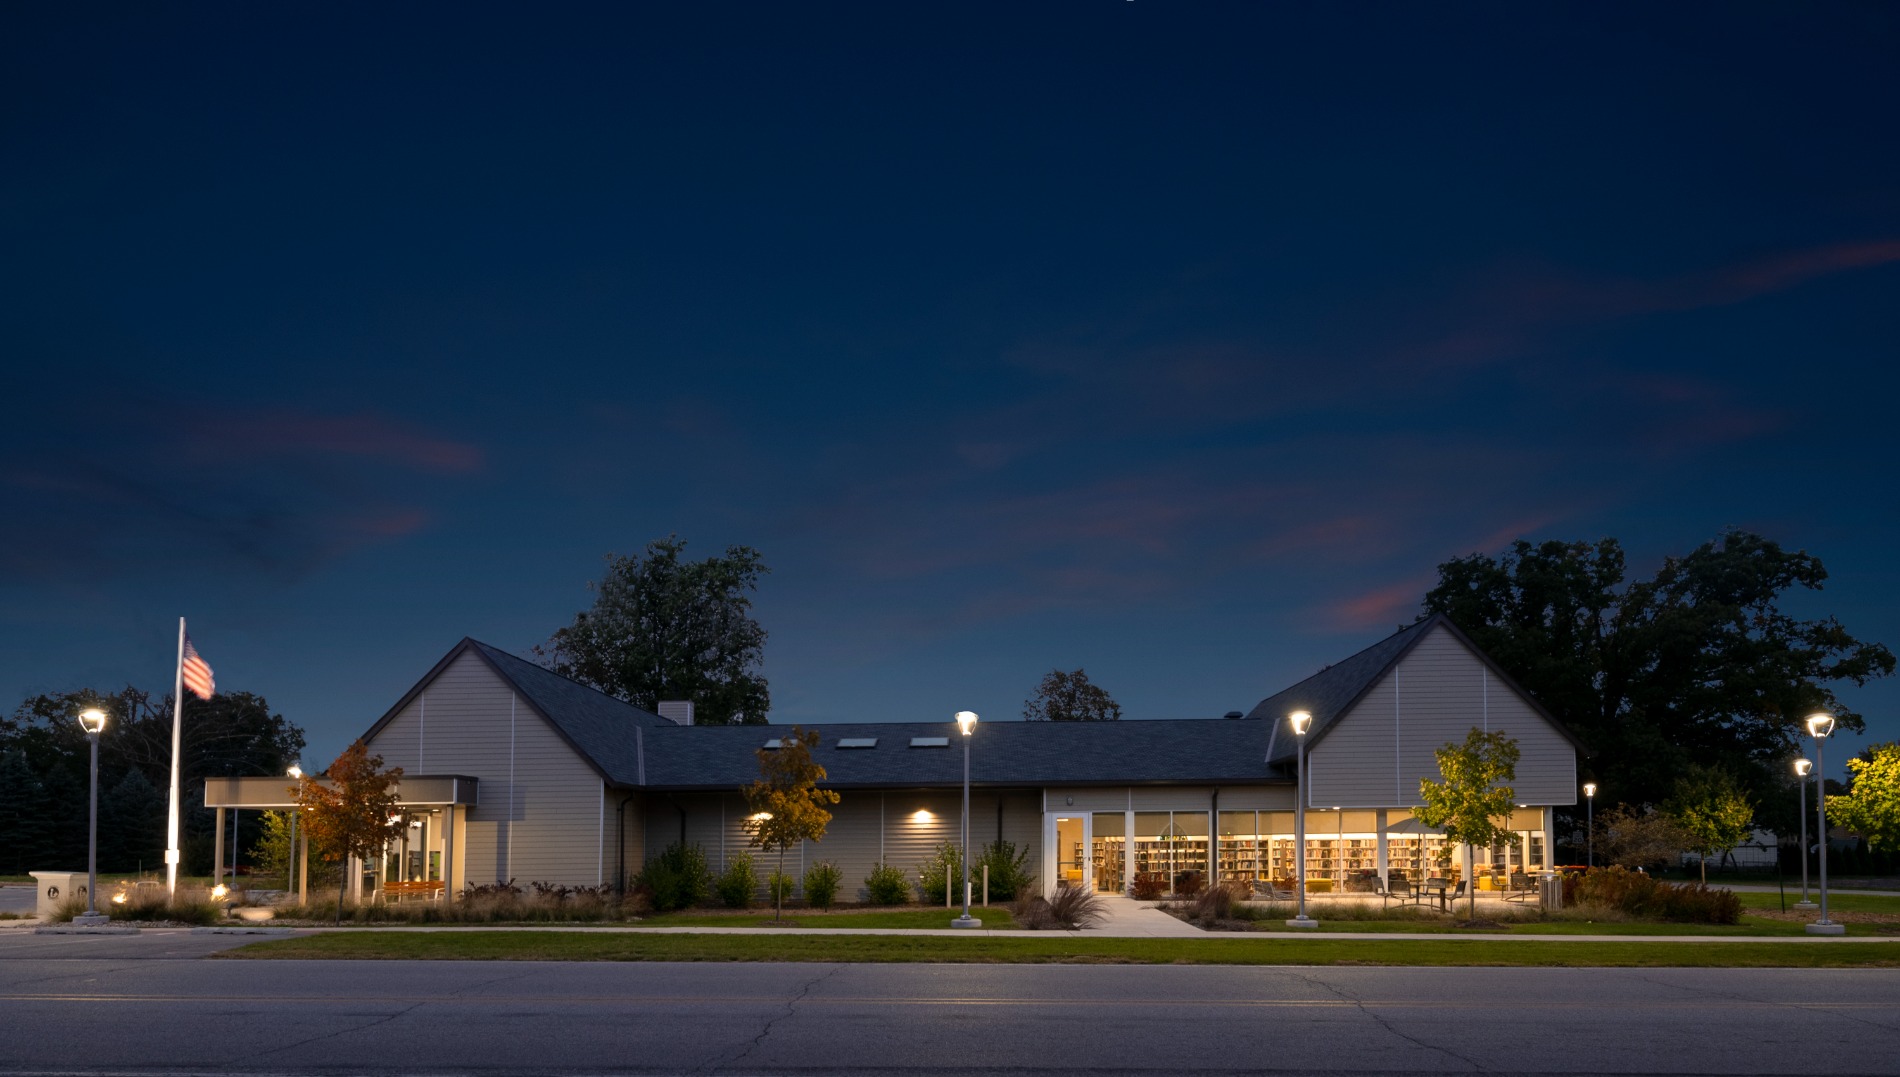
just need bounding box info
[204,613,1582,903]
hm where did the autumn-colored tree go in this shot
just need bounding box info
[1415,728,1520,920]
[294,741,403,923]
[742,726,839,922]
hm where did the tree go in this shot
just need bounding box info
[1415,727,1520,920]
[741,726,839,922]
[1423,531,1894,816]
[98,768,166,873]
[538,537,771,725]
[1663,765,1756,883]
[1023,668,1122,722]
[0,749,47,875]
[1829,742,1900,854]
[1594,804,1689,870]
[294,741,404,924]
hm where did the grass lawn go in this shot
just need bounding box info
[1245,916,1884,936]
[635,907,1019,930]
[221,930,1900,967]
[1735,890,1900,915]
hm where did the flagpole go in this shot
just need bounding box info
[166,617,185,899]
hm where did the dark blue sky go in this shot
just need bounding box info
[5,4,1897,776]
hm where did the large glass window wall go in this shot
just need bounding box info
[1132,811,1209,896]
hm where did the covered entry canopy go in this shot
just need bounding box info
[203,774,477,809]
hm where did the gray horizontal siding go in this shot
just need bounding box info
[367,650,607,888]
[1307,624,1576,809]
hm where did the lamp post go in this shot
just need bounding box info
[1286,710,1316,929]
[1792,758,1816,910]
[951,710,981,928]
[1805,713,1843,935]
[76,708,108,925]
[287,764,302,896]
[1582,783,1596,869]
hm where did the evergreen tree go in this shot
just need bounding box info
[99,768,167,873]
[35,760,86,869]
[0,750,48,875]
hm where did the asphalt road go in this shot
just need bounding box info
[2,930,1898,1076]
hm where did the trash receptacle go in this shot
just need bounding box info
[29,871,89,919]
[1539,872,1563,910]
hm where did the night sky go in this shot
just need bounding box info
[6,4,1897,777]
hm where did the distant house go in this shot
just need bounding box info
[206,614,1583,902]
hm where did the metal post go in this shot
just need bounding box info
[1288,725,1314,928]
[1816,737,1832,929]
[1586,794,1593,869]
[287,810,299,893]
[165,618,185,899]
[952,713,979,927]
[85,729,99,917]
[1796,774,1813,908]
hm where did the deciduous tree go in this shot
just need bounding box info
[1829,742,1900,854]
[1416,728,1520,920]
[742,726,839,922]
[1663,764,1755,883]
[294,741,404,923]
[539,537,771,725]
[1023,668,1122,722]
[1423,531,1893,818]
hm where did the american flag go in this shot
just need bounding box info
[181,633,215,700]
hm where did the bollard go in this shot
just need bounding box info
[983,864,990,907]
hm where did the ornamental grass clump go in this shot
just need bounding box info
[1573,867,1741,924]
[1011,885,1108,930]
[272,881,644,923]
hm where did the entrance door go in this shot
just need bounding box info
[1054,816,1088,890]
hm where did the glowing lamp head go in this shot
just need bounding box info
[1288,710,1312,737]
[210,884,228,900]
[955,710,978,736]
[1582,782,1597,798]
[750,812,772,822]
[1805,712,1837,739]
[287,764,303,780]
[111,891,127,905]
[1794,758,1813,777]
[77,708,107,735]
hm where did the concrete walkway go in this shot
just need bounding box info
[1077,894,1208,937]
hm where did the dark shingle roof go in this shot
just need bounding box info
[1243,615,1443,766]
[639,718,1282,790]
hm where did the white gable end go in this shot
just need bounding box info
[1305,623,1577,809]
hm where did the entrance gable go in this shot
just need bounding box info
[1305,622,1577,808]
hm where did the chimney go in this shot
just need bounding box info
[657,701,694,726]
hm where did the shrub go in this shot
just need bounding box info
[971,839,1036,901]
[56,890,220,926]
[766,870,796,907]
[803,861,842,910]
[1189,878,1249,924]
[273,882,643,923]
[637,841,712,912]
[864,861,912,905]
[1009,893,1057,929]
[916,842,964,906]
[1573,867,1741,924]
[1047,885,1108,929]
[1131,873,1168,900]
[716,853,759,909]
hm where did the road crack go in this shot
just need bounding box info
[1288,970,1487,1071]
[704,964,844,1074]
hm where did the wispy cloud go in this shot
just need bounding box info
[206,412,485,474]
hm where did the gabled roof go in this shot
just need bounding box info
[1243,614,1588,766]
[362,638,670,785]
[639,717,1283,790]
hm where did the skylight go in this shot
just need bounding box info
[837,738,878,749]
[909,737,949,748]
